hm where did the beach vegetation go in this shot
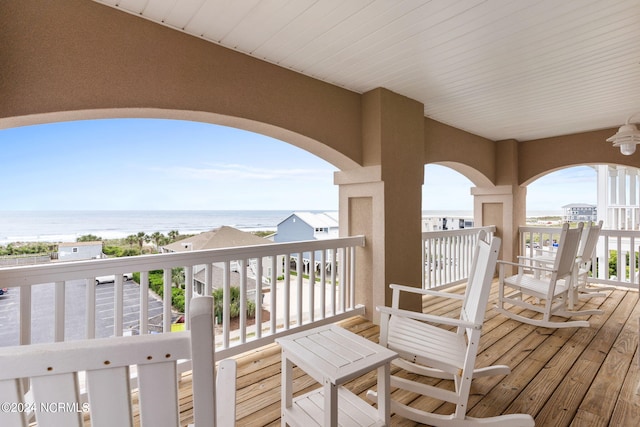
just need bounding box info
[0,242,53,256]
[77,234,102,242]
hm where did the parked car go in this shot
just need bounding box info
[95,273,133,285]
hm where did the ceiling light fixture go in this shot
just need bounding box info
[607,112,640,155]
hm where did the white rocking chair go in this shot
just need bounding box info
[495,222,599,329]
[528,220,607,310]
[376,231,534,426]
[0,296,236,427]
[568,220,612,307]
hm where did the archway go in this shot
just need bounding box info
[0,117,341,241]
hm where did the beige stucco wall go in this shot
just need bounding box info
[518,128,640,185]
[0,0,363,171]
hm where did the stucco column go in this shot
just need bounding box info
[472,139,526,271]
[336,88,424,322]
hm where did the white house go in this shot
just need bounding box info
[57,241,104,261]
[273,212,339,243]
[422,216,474,232]
[273,212,339,274]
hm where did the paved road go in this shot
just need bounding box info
[0,279,164,347]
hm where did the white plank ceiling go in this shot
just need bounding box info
[93,0,640,142]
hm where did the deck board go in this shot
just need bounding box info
[170,281,640,426]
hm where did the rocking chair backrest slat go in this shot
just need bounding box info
[86,367,133,427]
[462,230,501,326]
[554,222,583,280]
[578,220,603,265]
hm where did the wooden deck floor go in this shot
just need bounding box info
[177,281,640,426]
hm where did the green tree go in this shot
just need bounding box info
[212,287,256,323]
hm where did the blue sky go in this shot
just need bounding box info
[0,118,596,212]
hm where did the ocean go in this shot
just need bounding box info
[0,210,295,245]
[0,209,562,245]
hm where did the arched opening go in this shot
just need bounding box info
[422,163,491,231]
[0,117,340,243]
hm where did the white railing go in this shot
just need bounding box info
[519,226,640,289]
[422,226,497,289]
[0,236,365,361]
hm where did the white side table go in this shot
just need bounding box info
[276,324,397,427]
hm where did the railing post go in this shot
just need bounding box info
[114,275,124,336]
[19,286,31,345]
[222,261,231,348]
[86,278,95,339]
[254,257,262,339]
[296,252,303,326]
[239,258,247,343]
[270,256,277,333]
[162,268,171,333]
[140,271,149,334]
[54,281,65,342]
[308,251,315,322]
[284,254,291,329]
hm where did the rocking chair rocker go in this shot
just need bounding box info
[376,231,534,426]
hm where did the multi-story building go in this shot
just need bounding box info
[561,204,597,223]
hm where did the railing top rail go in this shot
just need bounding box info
[0,235,365,287]
[421,226,496,239]
[520,225,640,238]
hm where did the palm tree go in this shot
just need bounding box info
[150,231,166,251]
[135,232,148,251]
[125,234,138,248]
[168,230,180,242]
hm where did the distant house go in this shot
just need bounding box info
[57,241,104,261]
[422,216,474,231]
[161,226,280,295]
[162,226,273,253]
[562,203,597,223]
[273,212,339,243]
[273,212,339,274]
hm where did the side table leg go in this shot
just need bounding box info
[282,354,293,427]
[377,363,391,425]
[324,380,337,427]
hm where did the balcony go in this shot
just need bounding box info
[1,229,638,425]
[166,281,640,426]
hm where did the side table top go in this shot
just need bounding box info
[276,324,397,384]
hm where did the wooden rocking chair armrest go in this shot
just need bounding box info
[497,259,556,274]
[376,305,481,330]
[389,283,465,300]
[532,249,556,255]
[516,255,553,263]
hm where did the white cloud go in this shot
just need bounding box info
[158,163,333,182]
